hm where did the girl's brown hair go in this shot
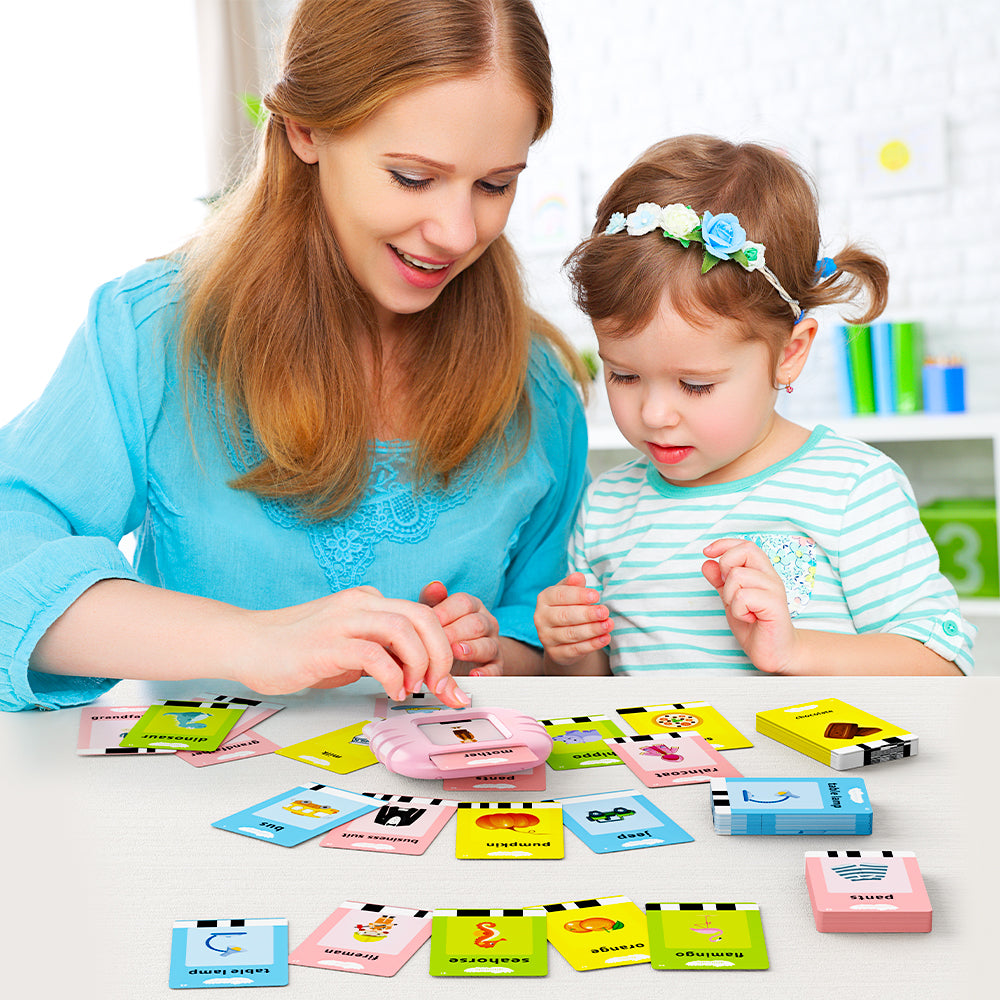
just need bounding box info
[178,0,580,521]
[566,135,889,370]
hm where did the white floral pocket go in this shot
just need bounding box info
[741,533,817,616]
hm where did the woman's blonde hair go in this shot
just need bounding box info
[566,134,889,371]
[178,0,580,521]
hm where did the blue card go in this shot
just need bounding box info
[169,918,288,988]
[558,789,694,853]
[211,784,380,847]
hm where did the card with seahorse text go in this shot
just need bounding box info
[429,908,548,977]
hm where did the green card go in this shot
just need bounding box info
[118,699,247,751]
[645,903,768,970]
[540,714,626,770]
[276,721,378,773]
[429,908,548,976]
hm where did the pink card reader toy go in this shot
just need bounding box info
[362,708,553,780]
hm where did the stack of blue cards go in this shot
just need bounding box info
[709,777,873,835]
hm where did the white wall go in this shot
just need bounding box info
[0,0,207,424]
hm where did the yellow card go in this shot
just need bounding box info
[541,896,650,971]
[276,721,378,773]
[455,801,564,859]
[616,702,752,750]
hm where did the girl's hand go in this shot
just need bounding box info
[419,580,503,677]
[250,586,471,707]
[534,572,613,668]
[701,538,798,673]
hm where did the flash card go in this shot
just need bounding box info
[442,763,547,792]
[77,706,174,755]
[169,918,288,988]
[176,730,282,768]
[454,801,564,859]
[559,789,693,854]
[756,698,917,769]
[212,784,379,846]
[605,732,745,786]
[194,695,285,739]
[429,908,548,976]
[616,702,752,750]
[541,714,626,770]
[645,903,768,970]
[119,699,247,752]
[540,896,649,971]
[276,721,377,773]
[320,794,457,855]
[290,901,432,976]
[373,691,455,718]
[805,851,932,932]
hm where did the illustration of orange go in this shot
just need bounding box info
[564,916,624,933]
[474,812,540,830]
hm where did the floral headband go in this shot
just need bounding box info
[604,202,819,321]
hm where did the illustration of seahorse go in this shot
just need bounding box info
[474,921,506,948]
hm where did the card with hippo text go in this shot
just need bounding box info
[541,714,626,770]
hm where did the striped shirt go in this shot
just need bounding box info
[570,425,975,675]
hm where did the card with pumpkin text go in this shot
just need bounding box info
[454,801,563,859]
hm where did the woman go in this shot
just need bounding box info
[0,0,588,711]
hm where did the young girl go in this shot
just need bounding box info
[0,0,588,711]
[536,134,974,677]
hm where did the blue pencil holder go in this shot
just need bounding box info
[921,363,965,413]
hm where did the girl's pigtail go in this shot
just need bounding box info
[804,243,889,325]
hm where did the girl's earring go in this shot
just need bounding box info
[784,381,794,394]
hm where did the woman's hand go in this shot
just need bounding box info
[533,572,613,671]
[251,585,471,706]
[701,538,797,673]
[419,580,504,676]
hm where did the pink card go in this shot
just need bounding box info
[805,851,932,932]
[289,901,432,976]
[605,732,745,786]
[442,763,547,792]
[77,706,174,755]
[319,794,457,855]
[195,694,284,738]
[175,728,282,767]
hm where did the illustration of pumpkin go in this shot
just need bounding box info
[474,812,540,830]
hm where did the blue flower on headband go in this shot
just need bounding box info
[605,212,626,235]
[701,211,747,260]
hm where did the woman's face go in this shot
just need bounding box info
[287,70,538,335]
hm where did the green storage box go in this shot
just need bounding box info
[919,498,999,598]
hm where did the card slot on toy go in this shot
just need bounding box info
[363,708,552,780]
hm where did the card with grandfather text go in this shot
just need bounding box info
[176,730,282,767]
[606,732,745,787]
[442,763,547,792]
[119,699,247,752]
[77,706,174,755]
[276,721,377,773]
[168,918,288,988]
[645,903,768,970]
[540,896,649,971]
[319,794,457,855]
[289,901,432,976]
[373,691,455,718]
[541,714,626,770]
[616,702,752,750]
[429,908,548,976]
[559,789,693,854]
[454,801,564,859]
[211,784,379,847]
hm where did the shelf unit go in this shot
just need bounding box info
[586,411,1000,617]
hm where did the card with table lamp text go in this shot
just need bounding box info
[169,917,288,988]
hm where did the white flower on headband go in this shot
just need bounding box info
[742,241,766,271]
[625,202,663,236]
[661,203,700,242]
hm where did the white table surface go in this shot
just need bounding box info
[1,674,993,999]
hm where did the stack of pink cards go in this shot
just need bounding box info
[805,851,932,932]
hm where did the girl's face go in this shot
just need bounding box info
[596,292,790,488]
[286,70,537,336]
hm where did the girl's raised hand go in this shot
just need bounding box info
[419,580,504,677]
[251,585,471,707]
[534,572,613,669]
[701,538,798,673]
